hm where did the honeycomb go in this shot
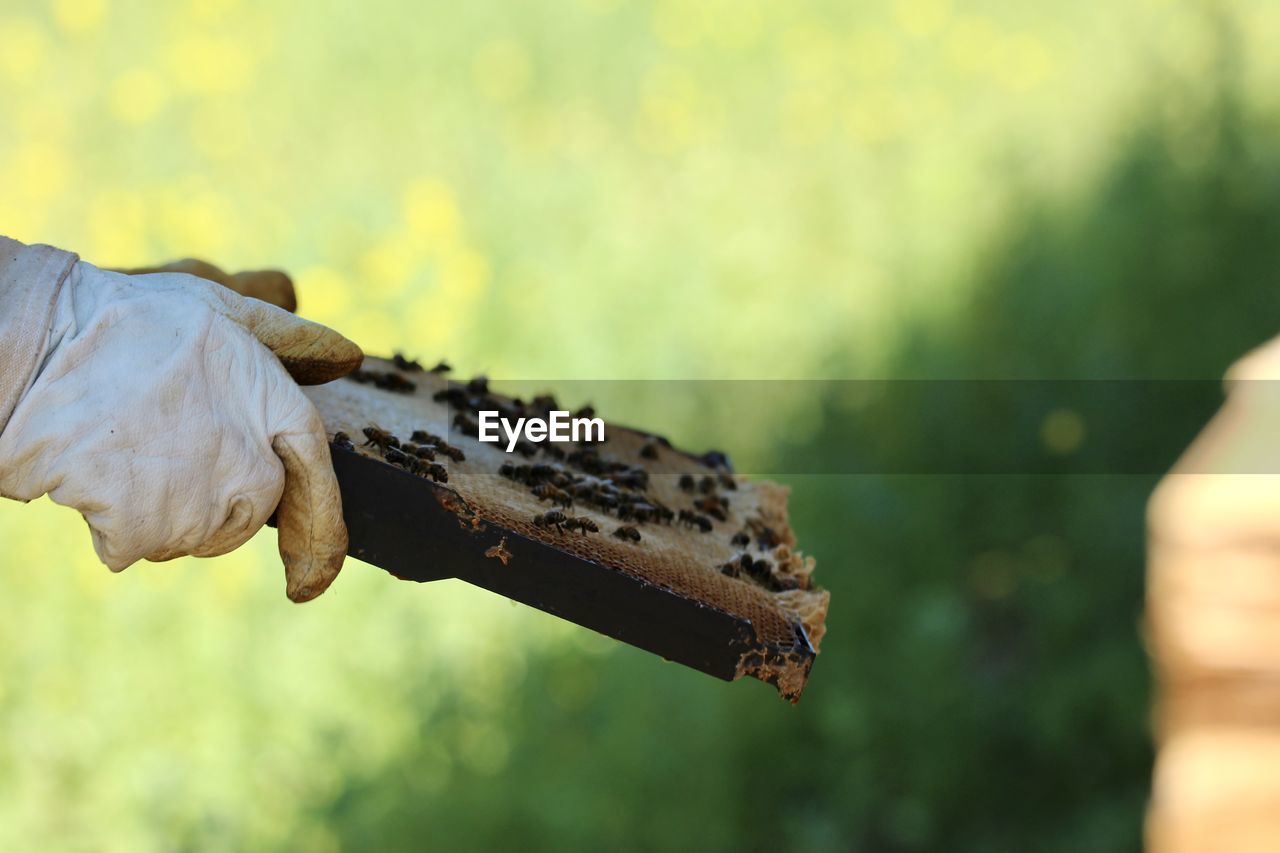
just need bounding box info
[304,356,830,697]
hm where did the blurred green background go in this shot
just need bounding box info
[2,0,1279,849]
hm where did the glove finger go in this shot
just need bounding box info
[227,269,297,313]
[115,258,298,312]
[271,396,348,602]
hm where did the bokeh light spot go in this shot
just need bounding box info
[1041,408,1086,455]
[472,38,532,104]
[13,146,70,202]
[845,89,904,144]
[946,16,999,74]
[87,189,149,263]
[652,0,699,50]
[0,18,49,79]
[295,266,353,325]
[168,35,255,94]
[403,179,462,246]
[998,34,1054,92]
[110,69,169,124]
[970,550,1019,600]
[893,0,952,39]
[187,99,249,161]
[847,29,903,80]
[52,0,107,35]
[188,0,242,22]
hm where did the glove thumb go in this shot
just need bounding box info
[272,409,347,602]
[215,288,364,385]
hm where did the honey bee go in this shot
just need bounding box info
[425,462,448,483]
[429,360,452,374]
[745,556,774,584]
[531,394,559,413]
[383,446,421,473]
[572,477,603,498]
[527,464,565,484]
[574,404,596,420]
[678,474,696,493]
[566,447,602,474]
[678,510,713,533]
[563,516,599,535]
[434,387,469,407]
[453,413,478,436]
[694,495,730,522]
[499,462,527,482]
[616,502,644,523]
[467,375,490,395]
[493,400,524,422]
[640,439,659,460]
[748,519,780,550]
[374,372,416,393]
[700,450,732,470]
[612,525,641,543]
[404,442,436,461]
[612,467,649,491]
[514,440,539,458]
[541,444,566,460]
[717,471,737,491]
[720,553,752,578]
[698,476,716,495]
[719,553,759,580]
[730,531,750,548]
[362,425,399,451]
[411,430,445,445]
[590,491,620,513]
[436,443,466,462]
[532,484,573,508]
[332,431,355,451]
[646,498,675,524]
[392,353,423,372]
[533,510,568,531]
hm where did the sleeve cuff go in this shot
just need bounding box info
[0,235,79,432]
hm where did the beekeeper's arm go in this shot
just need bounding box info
[0,235,361,602]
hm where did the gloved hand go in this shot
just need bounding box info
[0,256,362,602]
[1146,334,1280,852]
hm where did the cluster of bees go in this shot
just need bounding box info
[333,425,466,484]
[347,369,417,394]
[494,443,739,546]
[532,510,598,535]
[347,354,452,395]
[718,552,799,592]
[391,353,452,375]
[431,375,782,567]
[434,379,601,454]
[718,518,798,591]
[502,461,667,543]
[341,361,803,593]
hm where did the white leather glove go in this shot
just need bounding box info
[0,260,362,602]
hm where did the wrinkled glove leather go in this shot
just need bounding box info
[0,259,362,602]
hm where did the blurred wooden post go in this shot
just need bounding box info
[1147,338,1280,852]
[1147,534,1280,853]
